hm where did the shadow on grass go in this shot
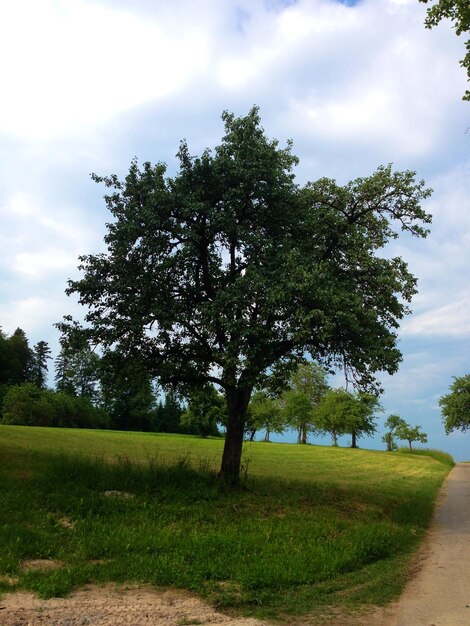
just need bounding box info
[0,448,449,619]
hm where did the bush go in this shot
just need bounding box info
[1,384,110,429]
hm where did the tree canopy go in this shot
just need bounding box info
[64,107,432,482]
[439,374,470,433]
[395,423,428,451]
[419,0,470,100]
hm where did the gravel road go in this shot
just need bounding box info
[390,462,470,626]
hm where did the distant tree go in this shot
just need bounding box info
[154,392,185,434]
[395,423,428,451]
[7,328,33,385]
[346,392,381,449]
[249,390,284,442]
[439,374,470,433]
[312,388,349,446]
[382,413,407,451]
[54,345,75,395]
[62,108,432,483]
[282,390,315,444]
[31,341,52,388]
[0,328,9,385]
[313,388,380,448]
[180,385,225,438]
[99,353,156,431]
[1,383,56,426]
[283,362,329,444]
[54,333,100,400]
[382,432,396,452]
[419,0,470,100]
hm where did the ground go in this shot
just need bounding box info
[2,463,467,626]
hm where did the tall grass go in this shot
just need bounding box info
[0,426,452,620]
[396,448,455,468]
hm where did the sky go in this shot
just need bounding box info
[0,0,468,458]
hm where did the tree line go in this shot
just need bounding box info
[0,329,431,451]
[0,326,188,433]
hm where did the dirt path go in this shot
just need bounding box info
[1,464,468,625]
[389,462,470,626]
[0,585,271,626]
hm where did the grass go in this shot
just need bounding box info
[0,425,453,621]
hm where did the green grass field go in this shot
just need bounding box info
[0,425,453,621]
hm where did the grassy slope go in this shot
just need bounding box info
[0,425,452,621]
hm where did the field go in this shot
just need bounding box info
[0,425,453,621]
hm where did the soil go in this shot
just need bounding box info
[1,464,467,626]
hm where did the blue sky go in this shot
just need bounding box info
[0,0,468,458]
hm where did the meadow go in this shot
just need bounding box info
[0,425,453,621]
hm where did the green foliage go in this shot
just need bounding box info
[0,427,451,620]
[31,341,52,389]
[154,392,185,434]
[2,384,56,426]
[282,362,329,444]
[180,385,225,438]
[63,107,432,481]
[100,353,156,432]
[419,0,470,100]
[395,423,428,451]
[0,328,33,386]
[249,390,284,441]
[439,373,470,434]
[313,388,380,447]
[1,384,109,429]
[382,413,407,451]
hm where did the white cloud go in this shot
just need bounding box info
[403,294,470,337]
[0,1,210,140]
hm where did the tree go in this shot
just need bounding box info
[439,374,470,433]
[7,328,33,385]
[395,423,428,451]
[63,108,432,483]
[2,383,56,426]
[382,413,407,451]
[153,392,184,433]
[346,392,381,449]
[283,362,329,444]
[419,0,470,100]
[31,341,52,388]
[312,388,380,447]
[99,352,156,431]
[249,390,284,442]
[180,385,225,437]
[312,389,348,446]
[54,335,100,400]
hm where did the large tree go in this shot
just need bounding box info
[63,108,431,483]
[419,0,470,100]
[439,374,470,433]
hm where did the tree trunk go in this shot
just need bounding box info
[265,428,271,442]
[297,426,302,444]
[351,431,357,448]
[408,440,412,451]
[219,388,251,484]
[301,425,307,445]
[332,431,338,446]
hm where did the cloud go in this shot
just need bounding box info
[0,1,210,140]
[403,294,470,337]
